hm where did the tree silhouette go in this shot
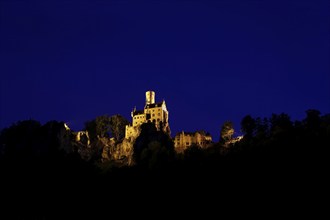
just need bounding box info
[220,121,234,143]
[84,115,111,141]
[84,114,129,142]
[0,120,41,159]
[269,113,293,142]
[109,114,129,141]
[304,109,321,134]
[240,115,256,139]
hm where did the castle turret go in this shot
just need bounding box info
[145,91,155,105]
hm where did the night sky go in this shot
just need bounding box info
[1,0,329,140]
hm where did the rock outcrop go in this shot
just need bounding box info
[101,138,135,166]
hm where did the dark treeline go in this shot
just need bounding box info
[0,109,329,218]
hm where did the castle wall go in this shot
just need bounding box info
[174,131,212,153]
[144,106,165,127]
[132,114,145,126]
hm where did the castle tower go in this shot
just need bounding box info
[145,91,155,105]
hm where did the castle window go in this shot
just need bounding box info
[186,142,189,145]
[152,114,155,116]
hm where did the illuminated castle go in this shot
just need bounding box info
[125,91,171,140]
[174,131,212,153]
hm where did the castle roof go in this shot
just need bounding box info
[132,110,144,116]
[145,102,163,109]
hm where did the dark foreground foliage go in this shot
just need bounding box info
[0,110,329,219]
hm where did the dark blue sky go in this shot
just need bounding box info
[1,0,329,140]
